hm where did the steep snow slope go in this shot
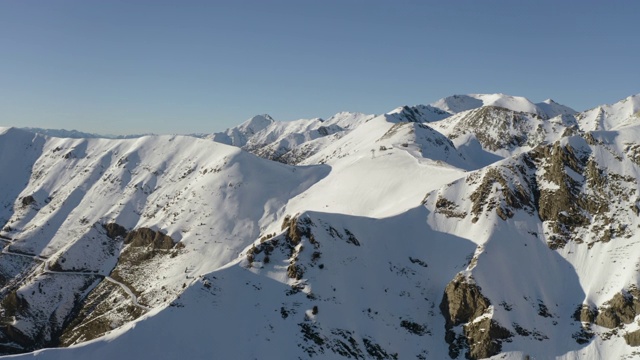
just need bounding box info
[3,209,477,359]
[285,114,470,218]
[0,129,329,352]
[0,128,46,232]
[576,94,640,131]
[421,127,640,359]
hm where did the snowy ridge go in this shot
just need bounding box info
[209,112,375,164]
[209,114,276,147]
[576,94,640,131]
[430,93,576,119]
[20,127,148,139]
[2,93,640,359]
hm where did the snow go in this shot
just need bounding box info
[2,92,640,359]
[576,94,640,131]
[536,99,578,118]
[430,93,575,119]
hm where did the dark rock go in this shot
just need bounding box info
[103,223,128,240]
[21,196,36,207]
[440,274,511,359]
[469,167,531,221]
[624,329,640,346]
[595,291,639,328]
[124,228,175,250]
[572,304,597,323]
[440,274,490,328]
[464,318,513,359]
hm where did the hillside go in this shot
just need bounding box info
[1,93,640,359]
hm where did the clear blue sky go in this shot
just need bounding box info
[1,1,638,135]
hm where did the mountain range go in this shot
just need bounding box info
[2,92,640,359]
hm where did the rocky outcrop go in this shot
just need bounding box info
[20,196,35,208]
[464,318,513,359]
[124,228,175,250]
[58,227,182,347]
[594,288,640,329]
[468,167,533,222]
[572,287,640,346]
[447,106,550,152]
[573,304,597,323]
[440,274,512,359]
[0,275,100,354]
[530,142,596,245]
[624,329,640,346]
[103,223,127,240]
[58,281,144,346]
[441,275,491,328]
[281,215,316,248]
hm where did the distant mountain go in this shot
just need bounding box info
[430,93,576,119]
[2,93,640,360]
[207,94,577,166]
[20,127,149,139]
[208,112,374,164]
[576,94,640,130]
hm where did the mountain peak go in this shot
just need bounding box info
[430,93,542,116]
[576,93,640,130]
[241,114,275,130]
[429,93,577,119]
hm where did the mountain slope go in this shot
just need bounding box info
[0,129,329,353]
[209,112,374,164]
[2,93,640,360]
[428,105,576,167]
[430,94,576,119]
[2,209,477,359]
[576,94,640,131]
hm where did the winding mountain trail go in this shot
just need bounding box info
[102,276,152,311]
[1,238,151,312]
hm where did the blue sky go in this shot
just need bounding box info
[1,1,638,135]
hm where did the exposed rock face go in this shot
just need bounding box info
[124,228,175,250]
[281,215,315,247]
[57,227,181,347]
[447,106,549,152]
[624,329,640,346]
[530,142,597,248]
[440,274,512,359]
[468,166,534,222]
[103,223,128,240]
[573,304,597,323]
[571,287,640,347]
[464,318,513,360]
[441,275,490,328]
[453,136,634,250]
[58,281,144,347]
[594,288,640,329]
[0,275,100,354]
[20,196,35,207]
[280,215,317,280]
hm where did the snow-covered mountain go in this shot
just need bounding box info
[20,127,148,139]
[207,112,375,164]
[576,94,640,131]
[430,93,576,119]
[1,93,640,359]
